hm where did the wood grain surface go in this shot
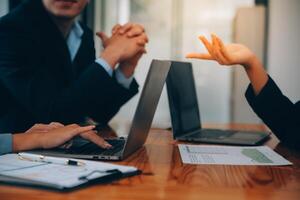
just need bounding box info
[0,124,299,200]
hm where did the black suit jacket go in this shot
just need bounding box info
[0,0,139,133]
[245,76,300,149]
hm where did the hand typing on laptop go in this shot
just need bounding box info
[12,123,112,153]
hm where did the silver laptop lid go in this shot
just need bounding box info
[122,60,171,158]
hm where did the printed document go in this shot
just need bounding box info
[0,154,138,189]
[178,144,292,166]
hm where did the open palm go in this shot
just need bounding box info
[186,34,255,67]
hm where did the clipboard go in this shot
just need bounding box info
[0,154,141,191]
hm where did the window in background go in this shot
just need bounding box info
[93,0,254,132]
[0,0,8,17]
[181,0,254,123]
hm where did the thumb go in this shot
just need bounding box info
[96,32,109,47]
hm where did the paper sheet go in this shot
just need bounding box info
[178,144,292,166]
[0,154,137,188]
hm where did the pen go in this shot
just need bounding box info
[18,152,85,166]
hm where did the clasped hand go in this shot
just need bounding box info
[97,23,148,77]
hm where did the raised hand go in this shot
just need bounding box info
[186,34,256,68]
[186,34,268,95]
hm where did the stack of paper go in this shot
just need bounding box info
[0,154,139,190]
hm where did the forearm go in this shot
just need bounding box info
[12,133,41,152]
[245,76,300,148]
[243,56,269,95]
[100,46,121,69]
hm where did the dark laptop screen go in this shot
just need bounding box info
[166,61,202,138]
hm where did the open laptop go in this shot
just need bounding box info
[166,61,270,146]
[28,60,172,160]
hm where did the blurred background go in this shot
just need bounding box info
[1,0,300,131]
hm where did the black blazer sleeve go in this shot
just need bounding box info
[245,76,300,149]
[0,24,138,127]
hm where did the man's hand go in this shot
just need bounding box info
[118,50,145,78]
[112,23,146,40]
[112,23,148,77]
[96,22,148,72]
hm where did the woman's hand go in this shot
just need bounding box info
[25,122,64,133]
[13,123,112,152]
[186,34,257,68]
[186,34,269,95]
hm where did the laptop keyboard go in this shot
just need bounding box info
[67,139,125,155]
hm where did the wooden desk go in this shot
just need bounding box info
[1,124,300,200]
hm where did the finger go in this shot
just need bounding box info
[212,34,227,64]
[112,24,122,35]
[215,35,232,62]
[137,38,147,46]
[26,123,54,133]
[67,125,96,138]
[80,131,112,149]
[49,122,64,128]
[118,23,133,34]
[186,53,213,60]
[96,32,109,47]
[136,33,149,46]
[199,36,214,57]
[96,32,109,43]
[32,123,48,128]
[39,125,96,149]
[127,29,144,38]
[126,25,145,38]
[30,124,48,129]
[37,122,64,133]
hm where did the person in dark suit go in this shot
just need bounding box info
[186,34,300,149]
[0,0,148,134]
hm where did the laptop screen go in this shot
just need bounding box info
[123,60,172,158]
[166,61,202,138]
